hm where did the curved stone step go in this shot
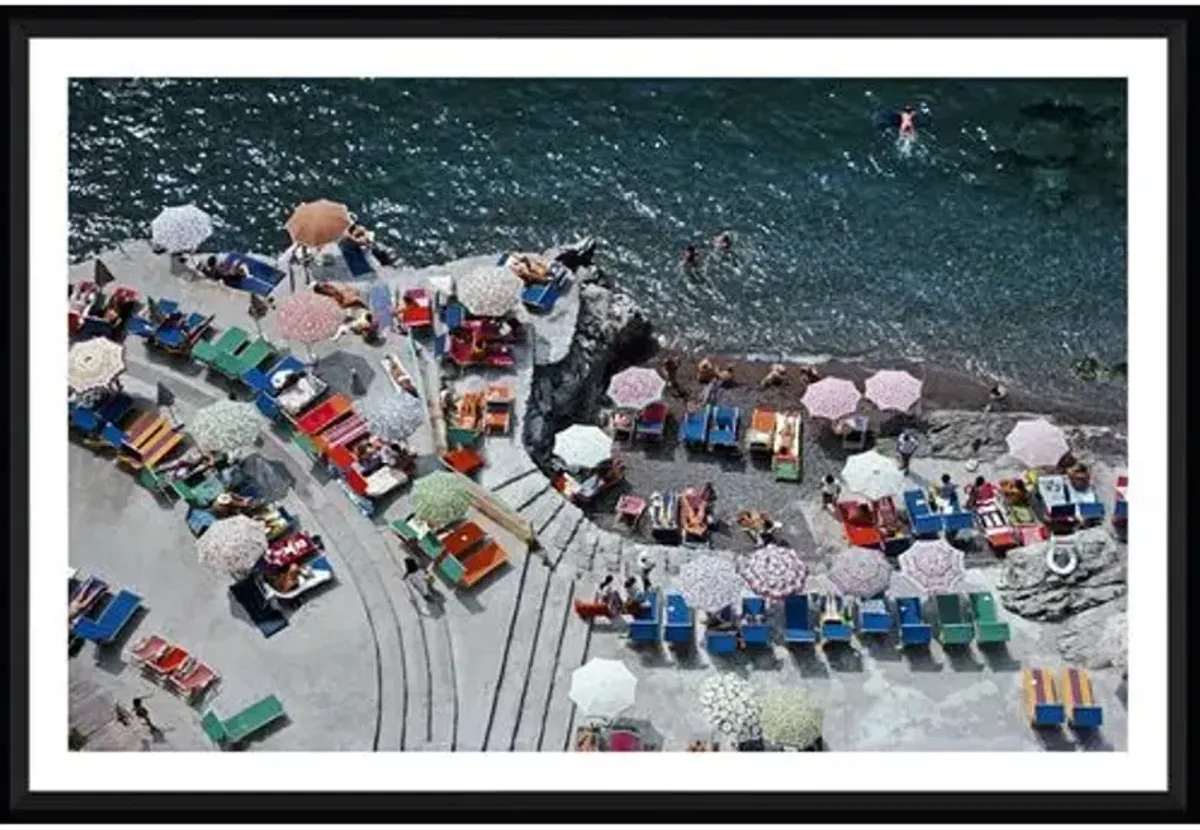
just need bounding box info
[494,471,551,512]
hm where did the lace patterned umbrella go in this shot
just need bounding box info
[190,401,262,456]
[569,658,637,720]
[864,369,923,413]
[68,337,125,394]
[760,689,823,749]
[800,377,862,421]
[411,470,473,529]
[827,546,893,599]
[841,450,907,501]
[699,674,762,740]
[196,515,267,579]
[896,539,966,595]
[736,545,809,601]
[606,367,667,410]
[150,204,213,253]
[1005,418,1070,468]
[675,555,745,613]
[359,392,426,441]
[552,424,613,471]
[285,199,352,247]
[456,265,524,318]
[273,292,344,359]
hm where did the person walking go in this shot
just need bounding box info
[131,697,160,735]
[896,429,919,473]
[820,474,841,511]
[637,551,655,592]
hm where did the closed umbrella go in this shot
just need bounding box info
[196,515,267,579]
[273,291,344,360]
[606,367,667,410]
[151,204,213,253]
[190,401,262,456]
[699,674,762,740]
[68,337,125,394]
[760,689,823,749]
[827,546,893,599]
[455,266,524,318]
[569,658,637,720]
[800,377,861,421]
[411,470,473,529]
[675,555,745,613]
[736,545,809,601]
[552,424,613,471]
[864,369,923,413]
[841,450,907,501]
[285,199,352,247]
[897,539,966,595]
[359,392,426,441]
[1005,418,1070,468]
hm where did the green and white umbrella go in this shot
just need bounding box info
[569,657,637,720]
[190,400,262,456]
[760,689,823,749]
[151,204,213,253]
[68,337,125,394]
[699,674,762,740]
[455,265,524,318]
[411,470,473,529]
[552,424,613,471]
[196,515,267,578]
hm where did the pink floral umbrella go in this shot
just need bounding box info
[800,377,862,421]
[1005,418,1070,468]
[736,545,810,601]
[897,539,966,595]
[273,291,343,360]
[606,367,667,410]
[863,369,923,413]
[826,546,893,598]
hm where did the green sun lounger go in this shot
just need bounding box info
[934,593,975,646]
[215,336,275,381]
[171,472,225,506]
[389,516,445,560]
[968,591,1012,644]
[193,326,251,367]
[201,695,286,749]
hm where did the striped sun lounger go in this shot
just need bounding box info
[1061,667,1103,729]
[1024,667,1065,727]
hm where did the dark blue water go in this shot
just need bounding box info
[68,78,1126,406]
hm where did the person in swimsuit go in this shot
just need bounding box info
[682,244,701,270]
[898,106,917,140]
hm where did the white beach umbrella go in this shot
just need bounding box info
[1005,418,1070,468]
[190,401,262,456]
[606,367,667,410]
[699,674,762,740]
[552,424,613,471]
[760,689,824,749]
[151,204,213,253]
[736,545,810,601]
[569,658,637,720]
[675,555,745,613]
[800,377,862,421]
[68,337,125,394]
[359,392,426,441]
[455,265,524,318]
[896,539,967,595]
[827,546,893,599]
[841,450,907,501]
[864,369,924,413]
[196,515,267,578]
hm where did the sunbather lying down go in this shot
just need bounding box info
[211,492,260,517]
[760,363,788,388]
[576,727,600,752]
[508,254,551,283]
[314,281,366,308]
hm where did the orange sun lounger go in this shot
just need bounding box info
[1060,667,1103,729]
[1023,667,1065,727]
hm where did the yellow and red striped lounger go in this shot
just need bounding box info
[1024,668,1065,727]
[1061,667,1103,729]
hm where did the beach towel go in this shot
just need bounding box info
[340,241,374,279]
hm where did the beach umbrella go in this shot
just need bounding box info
[897,539,966,595]
[1005,418,1070,468]
[864,369,923,413]
[273,291,344,359]
[196,515,267,579]
[455,265,524,318]
[736,544,810,601]
[67,337,125,393]
[569,658,637,720]
[411,470,473,529]
[190,400,261,456]
[285,199,352,247]
[841,450,907,501]
[552,424,613,471]
[358,392,426,441]
[800,377,862,421]
[606,367,667,410]
[760,689,823,749]
[699,674,762,740]
[675,555,745,613]
[150,204,213,253]
[827,546,893,599]
[93,259,116,287]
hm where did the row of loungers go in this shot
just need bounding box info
[69,574,142,645]
[1024,667,1104,730]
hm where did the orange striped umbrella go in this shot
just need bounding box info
[285,199,352,247]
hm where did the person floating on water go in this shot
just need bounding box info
[713,232,733,254]
[898,106,918,141]
[682,244,701,270]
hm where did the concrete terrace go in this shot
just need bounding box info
[68,242,1126,752]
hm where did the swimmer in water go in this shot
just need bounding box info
[713,232,733,254]
[682,244,701,270]
[898,106,917,140]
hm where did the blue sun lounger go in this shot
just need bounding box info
[224,254,283,295]
[243,354,305,396]
[707,406,740,451]
[783,594,816,645]
[858,597,892,637]
[339,241,375,279]
[741,596,772,646]
[705,628,738,654]
[442,302,467,331]
[521,269,570,313]
[368,283,393,330]
[627,589,662,643]
[944,509,976,534]
[896,596,933,646]
[69,402,102,436]
[70,588,142,644]
[818,595,853,643]
[664,593,694,645]
[187,506,217,537]
[903,489,943,537]
[681,406,711,448]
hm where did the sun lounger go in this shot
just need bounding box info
[521,269,570,313]
[740,596,771,646]
[442,301,467,331]
[943,508,976,534]
[243,354,305,397]
[680,486,710,546]
[1024,668,1065,727]
[615,494,647,529]
[634,401,668,441]
[783,594,816,645]
[707,405,741,451]
[390,516,446,561]
[873,495,911,553]
[261,555,335,602]
[681,406,710,449]
[664,593,694,645]
[143,644,192,677]
[484,384,514,434]
[201,694,286,749]
[168,659,219,702]
[128,634,169,665]
[858,597,892,637]
[973,495,1018,551]
[1066,480,1106,523]
[818,594,853,643]
[649,491,681,542]
[903,488,943,537]
[838,500,884,548]
[171,471,225,506]
[339,240,375,278]
[70,588,142,644]
[934,593,974,646]
[193,326,250,367]
[746,407,776,455]
[627,589,662,643]
[704,627,738,654]
[1060,667,1103,729]
[442,446,486,477]
[997,479,1047,545]
[218,337,276,382]
[458,541,510,588]
[69,402,102,437]
[400,288,434,330]
[968,591,1011,644]
[294,393,353,436]
[771,411,803,481]
[229,576,289,638]
[895,596,932,646]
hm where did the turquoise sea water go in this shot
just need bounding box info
[68,78,1127,407]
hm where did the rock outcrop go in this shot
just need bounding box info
[920,410,1126,462]
[996,527,1126,621]
[1056,599,1128,672]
